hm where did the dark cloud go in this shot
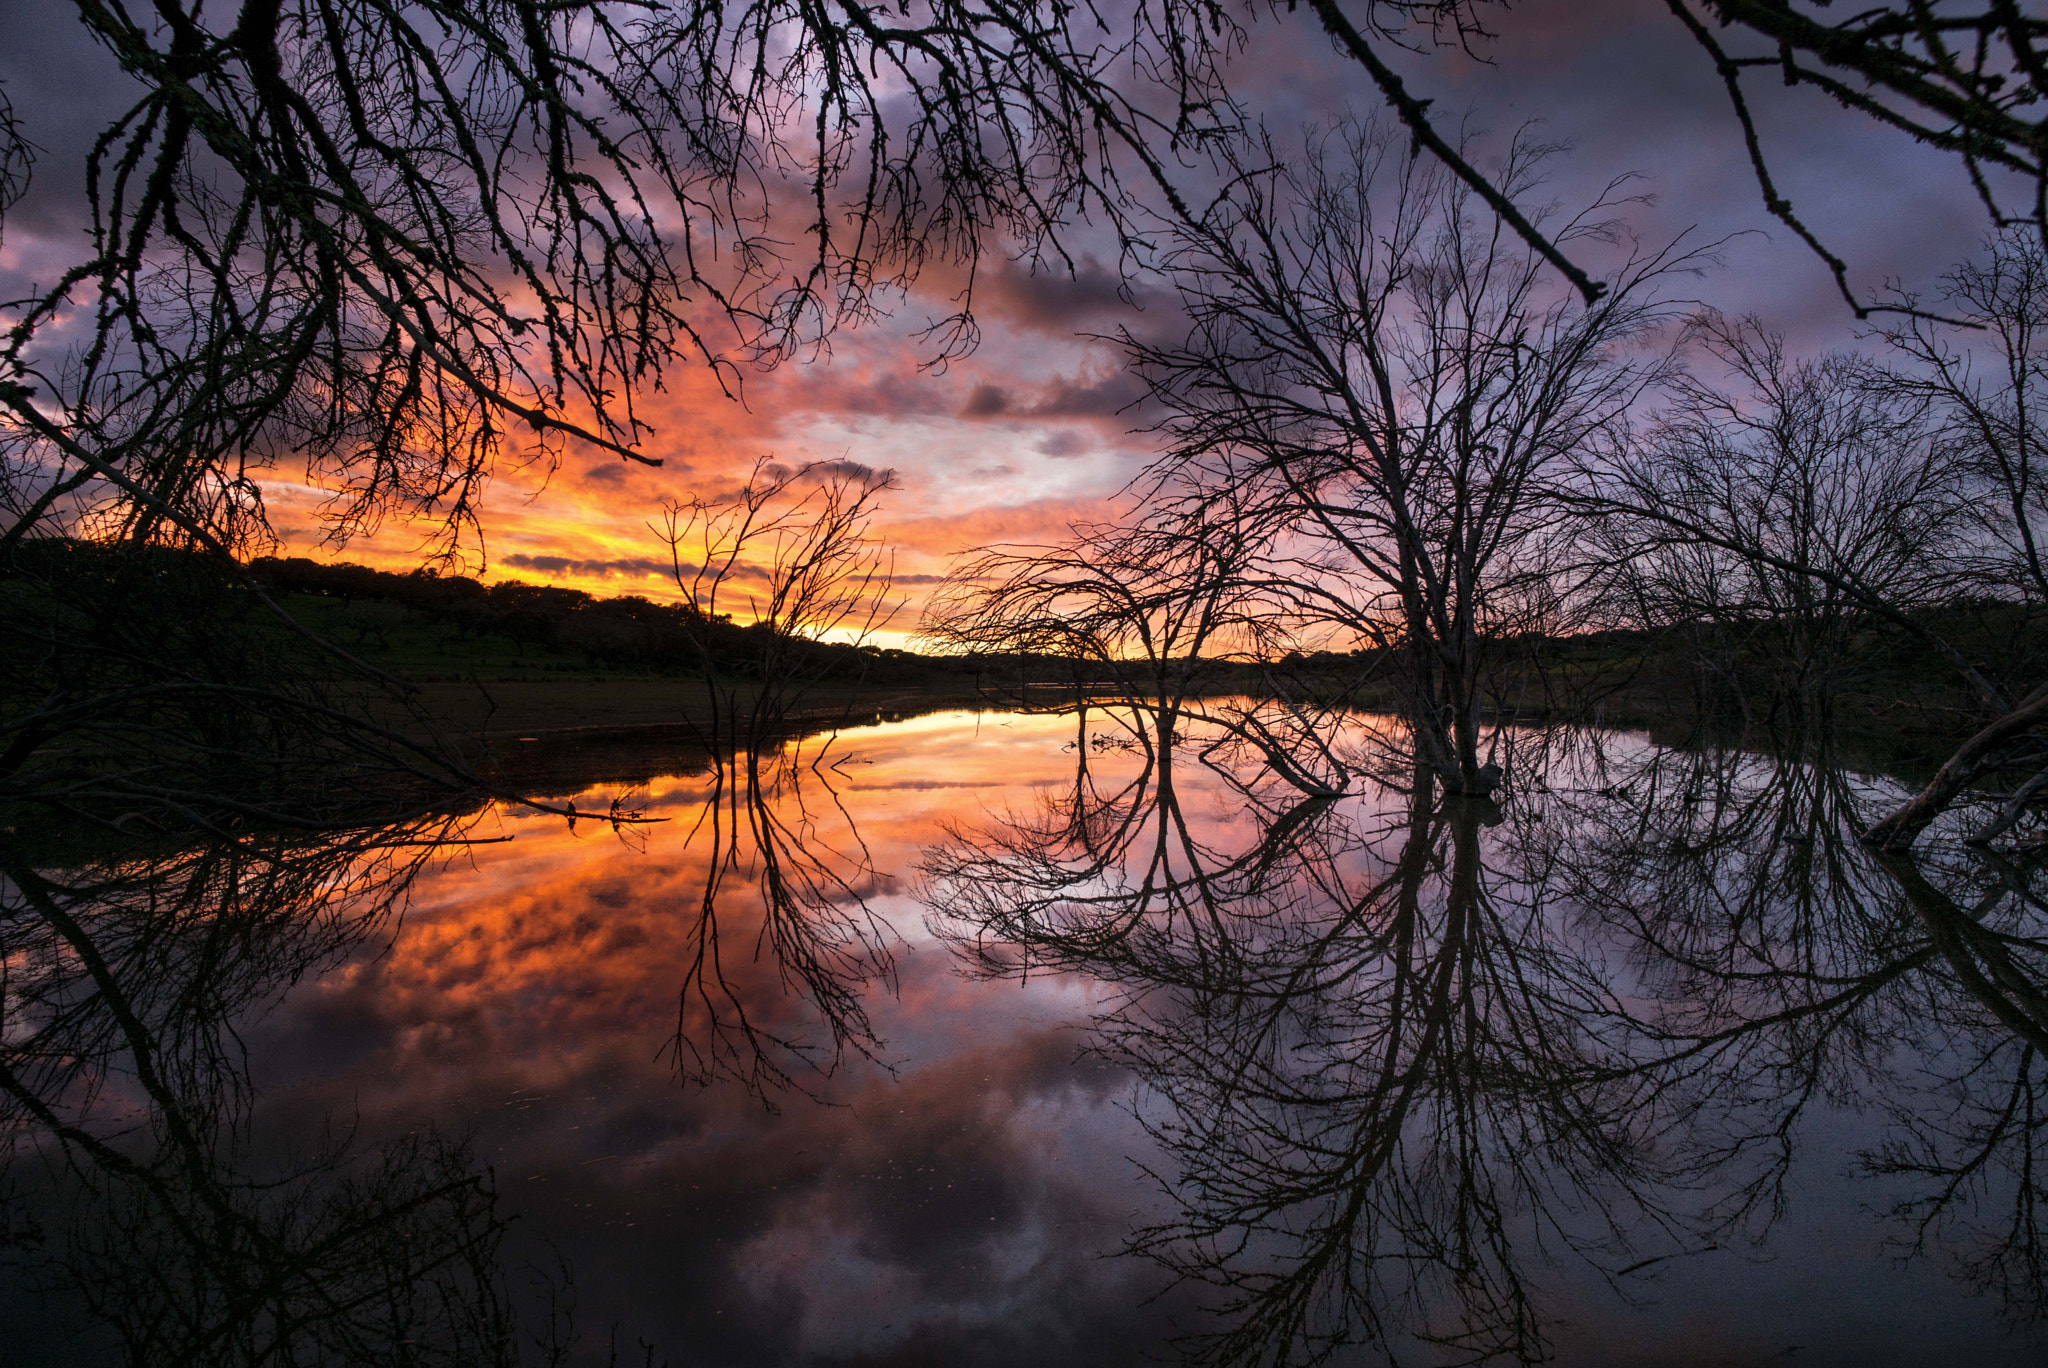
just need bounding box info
[831,371,957,419]
[1036,430,1091,459]
[0,0,143,246]
[956,368,1149,424]
[500,553,671,579]
[1027,367,1150,419]
[975,256,1165,336]
[753,457,896,489]
[801,458,891,485]
[961,383,1011,417]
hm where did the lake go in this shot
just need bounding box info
[8,703,2048,1366]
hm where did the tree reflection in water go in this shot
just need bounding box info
[667,728,899,1101]
[923,705,2048,1364]
[1535,734,2048,1324]
[12,705,2048,1364]
[0,814,573,1367]
[0,715,913,1363]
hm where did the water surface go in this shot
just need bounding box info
[9,705,2048,1365]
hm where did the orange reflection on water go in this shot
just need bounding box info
[255,708,1182,1362]
[353,710,1109,1060]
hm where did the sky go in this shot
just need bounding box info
[0,1,2007,627]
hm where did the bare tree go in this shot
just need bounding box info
[1584,313,1972,742]
[1852,231,2048,845]
[653,460,902,1097]
[1124,119,1694,797]
[1580,245,2048,850]
[921,497,1273,704]
[657,456,897,751]
[1879,230,2048,608]
[921,462,1367,796]
[5,3,2031,580]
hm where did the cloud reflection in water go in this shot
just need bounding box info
[11,708,2048,1365]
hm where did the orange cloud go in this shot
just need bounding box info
[263,285,1162,622]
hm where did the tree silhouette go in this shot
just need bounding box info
[1117,120,1697,796]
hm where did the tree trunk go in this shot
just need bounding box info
[1863,681,2048,850]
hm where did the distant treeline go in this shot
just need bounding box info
[249,556,947,680]
[23,543,2030,753]
[0,540,1180,688]
[253,565,2048,756]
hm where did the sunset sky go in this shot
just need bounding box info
[2,2,1997,621]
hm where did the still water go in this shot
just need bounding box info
[8,704,2048,1365]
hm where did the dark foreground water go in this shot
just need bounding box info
[8,705,2048,1365]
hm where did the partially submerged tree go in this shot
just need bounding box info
[1121,121,1694,796]
[920,463,1364,796]
[656,460,905,1099]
